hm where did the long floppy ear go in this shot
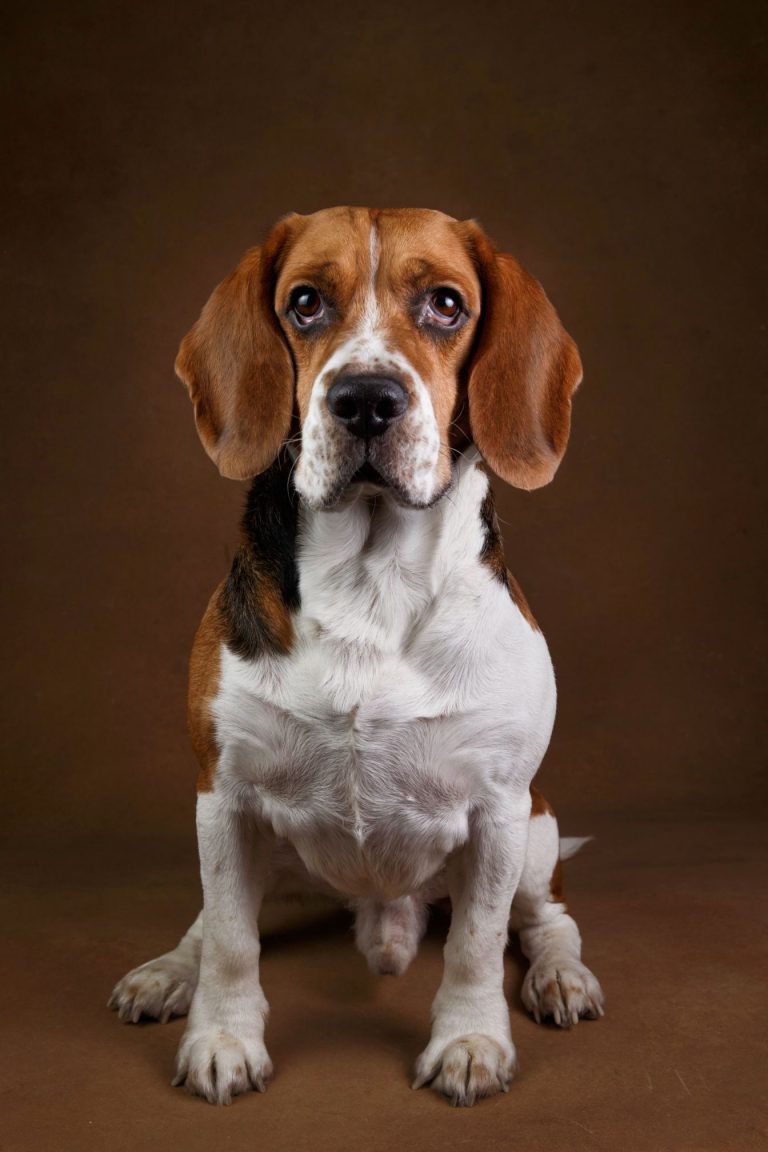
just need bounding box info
[464,222,583,490]
[174,217,299,480]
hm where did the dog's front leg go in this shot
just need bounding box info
[173,791,273,1105]
[413,795,530,1106]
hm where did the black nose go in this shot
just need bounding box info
[326,375,409,439]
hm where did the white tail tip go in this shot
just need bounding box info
[559,836,594,861]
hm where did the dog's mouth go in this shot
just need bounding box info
[348,461,388,488]
[301,443,448,511]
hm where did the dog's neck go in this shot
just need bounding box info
[223,448,495,662]
[296,451,489,652]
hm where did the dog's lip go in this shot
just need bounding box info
[349,461,388,486]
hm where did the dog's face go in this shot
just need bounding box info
[175,207,582,507]
[275,208,481,507]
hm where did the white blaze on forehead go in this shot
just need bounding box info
[360,220,381,338]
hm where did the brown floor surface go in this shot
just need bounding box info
[3,818,766,1152]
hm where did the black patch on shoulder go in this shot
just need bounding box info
[219,453,300,659]
[479,484,509,587]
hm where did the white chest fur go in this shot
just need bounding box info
[212,457,556,899]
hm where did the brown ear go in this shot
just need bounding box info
[174,217,299,480]
[464,223,583,490]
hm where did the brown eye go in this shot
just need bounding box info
[289,286,323,324]
[428,288,463,326]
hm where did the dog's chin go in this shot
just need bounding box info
[304,460,391,510]
[309,468,451,512]
[295,447,453,511]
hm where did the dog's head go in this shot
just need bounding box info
[175,207,582,508]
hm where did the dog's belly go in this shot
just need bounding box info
[213,593,556,899]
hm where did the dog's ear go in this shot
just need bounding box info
[462,222,583,490]
[175,216,300,480]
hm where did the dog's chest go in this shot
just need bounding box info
[213,476,554,896]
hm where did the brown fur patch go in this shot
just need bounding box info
[188,585,227,793]
[255,577,294,653]
[530,784,554,817]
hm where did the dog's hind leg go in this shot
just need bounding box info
[510,789,605,1027]
[354,895,429,976]
[109,912,202,1023]
[109,840,342,1024]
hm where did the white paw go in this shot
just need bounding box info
[173,1028,273,1105]
[522,958,605,1027]
[412,1033,516,1106]
[109,956,197,1024]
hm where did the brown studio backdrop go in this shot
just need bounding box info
[3,6,768,1152]
[2,0,766,848]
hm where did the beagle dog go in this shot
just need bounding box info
[110,207,604,1107]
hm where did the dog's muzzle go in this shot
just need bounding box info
[326,375,409,440]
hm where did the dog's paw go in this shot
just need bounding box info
[172,1028,273,1105]
[412,1033,516,1106]
[522,958,605,1027]
[109,957,196,1024]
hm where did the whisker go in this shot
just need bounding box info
[286,450,302,489]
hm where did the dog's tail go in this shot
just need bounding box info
[559,836,593,861]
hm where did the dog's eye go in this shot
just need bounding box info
[289,286,324,326]
[427,288,464,326]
